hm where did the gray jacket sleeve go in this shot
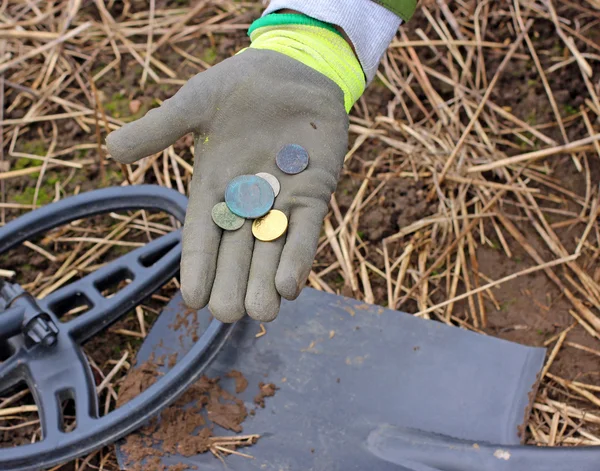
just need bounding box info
[263,0,402,83]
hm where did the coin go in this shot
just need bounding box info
[255,172,281,197]
[225,175,275,219]
[211,202,245,231]
[252,210,288,242]
[276,144,309,175]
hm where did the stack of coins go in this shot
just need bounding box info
[211,144,310,242]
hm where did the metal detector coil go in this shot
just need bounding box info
[0,186,233,471]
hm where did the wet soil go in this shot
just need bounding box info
[331,156,438,303]
[477,153,600,391]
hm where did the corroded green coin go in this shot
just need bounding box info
[225,175,275,219]
[211,202,245,231]
[276,144,309,175]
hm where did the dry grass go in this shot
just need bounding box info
[0,0,599,468]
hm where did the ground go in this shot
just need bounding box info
[0,0,600,469]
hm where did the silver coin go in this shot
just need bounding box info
[256,172,281,197]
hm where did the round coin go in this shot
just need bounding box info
[255,172,281,197]
[225,175,275,219]
[252,210,288,242]
[276,144,309,175]
[211,202,245,231]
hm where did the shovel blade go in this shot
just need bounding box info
[118,289,545,471]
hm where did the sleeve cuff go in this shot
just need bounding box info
[263,0,402,83]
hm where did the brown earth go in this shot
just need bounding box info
[119,360,268,471]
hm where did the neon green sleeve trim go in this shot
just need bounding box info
[248,24,366,113]
[248,13,343,39]
[372,0,417,21]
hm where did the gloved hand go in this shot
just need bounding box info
[106,14,365,323]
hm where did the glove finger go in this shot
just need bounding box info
[106,74,212,164]
[275,200,328,301]
[180,179,222,310]
[245,233,285,322]
[209,223,254,323]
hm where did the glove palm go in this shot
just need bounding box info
[107,49,349,322]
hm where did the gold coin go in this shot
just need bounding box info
[252,210,288,242]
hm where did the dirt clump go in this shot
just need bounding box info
[170,305,200,343]
[226,370,248,394]
[126,455,197,471]
[119,359,273,470]
[254,382,278,408]
[165,464,197,471]
[117,355,161,407]
[206,390,247,433]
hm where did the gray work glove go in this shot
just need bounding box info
[106,49,349,323]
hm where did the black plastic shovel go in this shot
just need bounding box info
[117,286,598,471]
